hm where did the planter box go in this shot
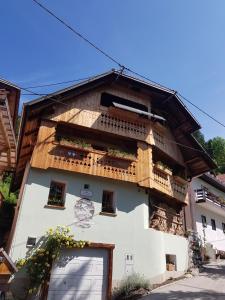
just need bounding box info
[106,153,136,162]
[57,141,92,152]
[154,164,172,176]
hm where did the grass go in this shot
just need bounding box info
[113,273,150,299]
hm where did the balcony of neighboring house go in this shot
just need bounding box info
[150,148,188,204]
[0,90,16,174]
[195,187,225,216]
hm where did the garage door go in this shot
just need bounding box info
[47,248,109,300]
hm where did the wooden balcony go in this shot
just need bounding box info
[31,141,137,184]
[151,165,188,203]
[151,129,184,165]
[31,121,188,204]
[97,111,148,141]
[0,96,16,174]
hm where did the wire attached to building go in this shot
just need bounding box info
[30,0,225,131]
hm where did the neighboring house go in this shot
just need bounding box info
[188,174,225,254]
[0,79,20,176]
[0,80,20,294]
[9,70,214,299]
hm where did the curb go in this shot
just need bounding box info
[150,276,190,293]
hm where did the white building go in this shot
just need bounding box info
[8,71,214,299]
[189,174,225,254]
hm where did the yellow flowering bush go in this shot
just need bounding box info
[16,226,89,295]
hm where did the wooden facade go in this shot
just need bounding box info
[0,80,20,175]
[15,71,215,206]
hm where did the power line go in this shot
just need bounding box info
[30,0,225,131]
[178,93,225,129]
[24,76,94,89]
[32,0,124,69]
[5,81,70,107]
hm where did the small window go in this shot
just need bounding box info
[211,219,216,231]
[201,215,207,228]
[222,223,225,233]
[166,254,177,271]
[47,181,65,207]
[101,191,115,214]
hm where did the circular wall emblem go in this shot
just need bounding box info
[74,198,95,228]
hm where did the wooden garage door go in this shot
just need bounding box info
[47,248,108,300]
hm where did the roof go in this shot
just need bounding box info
[14,69,216,187]
[200,173,225,193]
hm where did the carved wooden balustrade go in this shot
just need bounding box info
[97,112,148,140]
[151,166,188,203]
[35,143,137,183]
[151,129,184,165]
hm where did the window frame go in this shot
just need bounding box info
[101,190,116,216]
[211,219,216,231]
[222,223,225,234]
[201,215,207,228]
[47,180,66,208]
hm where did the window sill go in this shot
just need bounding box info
[99,212,117,217]
[44,204,65,210]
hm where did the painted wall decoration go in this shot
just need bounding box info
[74,198,95,228]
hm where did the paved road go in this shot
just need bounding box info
[143,261,225,300]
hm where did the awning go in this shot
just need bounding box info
[112,102,166,121]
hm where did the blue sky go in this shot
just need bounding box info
[1,0,225,140]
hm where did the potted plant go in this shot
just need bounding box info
[107,148,136,161]
[56,136,92,151]
[154,161,172,176]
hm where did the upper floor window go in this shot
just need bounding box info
[47,181,65,207]
[211,219,216,231]
[201,215,207,228]
[101,191,115,214]
[222,223,225,233]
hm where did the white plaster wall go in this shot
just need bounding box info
[10,168,188,283]
[195,206,225,250]
[191,178,225,251]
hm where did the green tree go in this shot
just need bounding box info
[206,137,225,174]
[193,130,207,149]
[0,174,17,204]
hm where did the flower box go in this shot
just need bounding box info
[154,163,172,176]
[57,140,92,152]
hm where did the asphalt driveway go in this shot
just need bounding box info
[143,261,225,300]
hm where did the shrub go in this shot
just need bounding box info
[113,273,150,299]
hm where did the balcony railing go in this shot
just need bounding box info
[151,166,187,203]
[195,188,225,208]
[50,144,137,183]
[152,130,184,165]
[98,112,148,139]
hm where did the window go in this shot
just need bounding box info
[166,254,177,271]
[101,191,115,214]
[47,181,65,207]
[222,223,225,233]
[211,219,216,231]
[201,215,207,228]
